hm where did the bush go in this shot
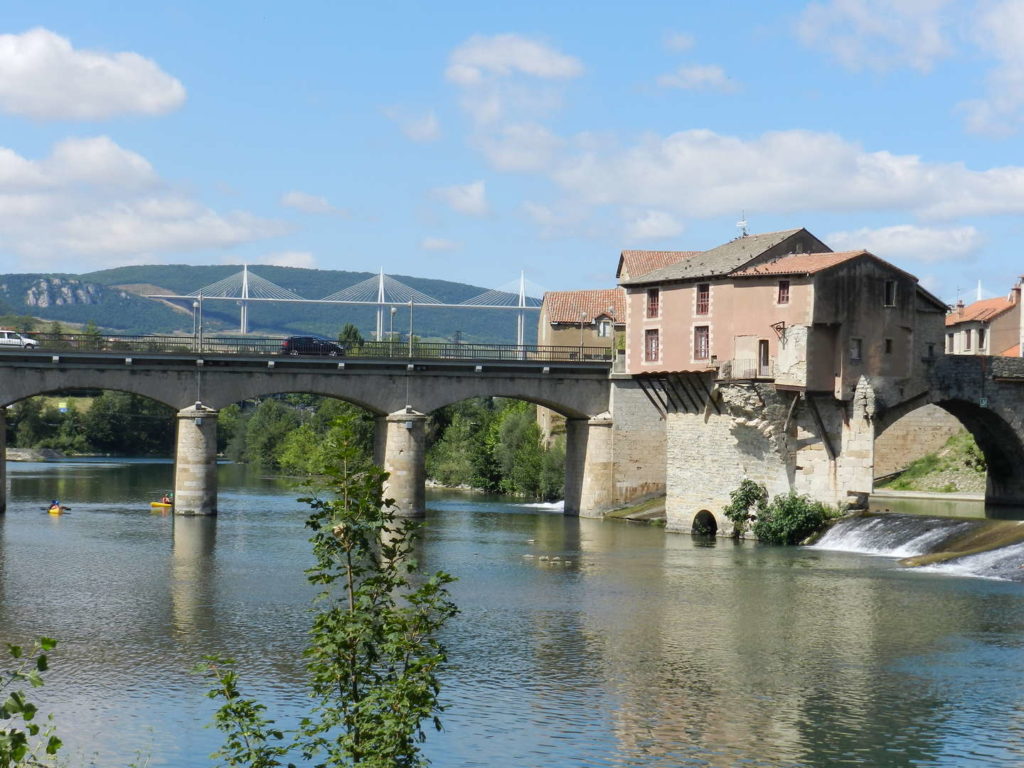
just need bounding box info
[752,492,838,545]
[722,479,768,537]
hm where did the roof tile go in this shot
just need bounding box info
[541,288,625,324]
[945,296,1017,326]
[732,250,868,277]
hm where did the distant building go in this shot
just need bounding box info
[944,280,1023,357]
[537,288,625,357]
[618,228,946,399]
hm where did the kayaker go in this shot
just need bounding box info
[49,499,61,513]
[161,493,171,504]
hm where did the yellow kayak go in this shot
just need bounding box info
[48,505,69,515]
[150,501,173,509]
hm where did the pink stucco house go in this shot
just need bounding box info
[618,228,947,400]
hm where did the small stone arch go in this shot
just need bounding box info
[691,509,718,536]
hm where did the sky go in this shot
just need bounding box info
[1,0,1024,304]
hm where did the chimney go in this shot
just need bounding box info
[956,298,965,317]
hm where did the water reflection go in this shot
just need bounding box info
[0,463,1021,766]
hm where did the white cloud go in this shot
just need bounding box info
[432,180,488,216]
[420,237,460,251]
[476,123,564,171]
[960,0,1024,135]
[0,28,185,119]
[446,34,583,126]
[264,250,316,268]
[280,190,349,216]
[445,34,583,86]
[826,224,982,262]
[664,32,695,52]
[547,128,1024,220]
[625,210,685,240]
[796,0,956,73]
[0,137,285,267]
[657,65,740,92]
[384,107,441,143]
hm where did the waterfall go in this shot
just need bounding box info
[812,514,1024,581]
[812,514,975,558]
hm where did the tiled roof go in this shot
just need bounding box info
[617,250,699,280]
[542,288,625,324]
[945,296,1017,326]
[1000,344,1020,357]
[732,250,868,276]
[620,229,806,286]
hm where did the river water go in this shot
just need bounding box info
[3,459,1024,767]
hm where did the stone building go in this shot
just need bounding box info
[537,288,625,357]
[616,227,948,534]
[944,280,1022,357]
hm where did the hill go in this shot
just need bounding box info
[0,265,538,343]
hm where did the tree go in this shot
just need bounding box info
[205,415,458,767]
[81,320,102,351]
[338,323,364,350]
[0,637,62,767]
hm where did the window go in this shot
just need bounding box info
[694,325,710,360]
[777,280,790,305]
[696,283,710,315]
[964,330,972,350]
[884,338,893,354]
[646,288,660,318]
[946,333,954,353]
[978,327,987,349]
[849,337,863,363]
[644,329,659,362]
[884,280,897,307]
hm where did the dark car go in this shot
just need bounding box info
[280,335,346,357]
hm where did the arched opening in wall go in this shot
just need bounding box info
[427,396,567,505]
[217,392,379,476]
[874,399,1024,502]
[6,388,177,459]
[873,403,965,488]
[691,510,717,537]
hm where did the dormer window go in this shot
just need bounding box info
[777,280,790,305]
[597,318,611,337]
[696,283,710,315]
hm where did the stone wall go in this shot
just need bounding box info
[665,381,875,533]
[873,404,962,477]
[609,378,666,504]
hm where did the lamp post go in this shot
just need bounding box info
[579,310,587,358]
[197,293,204,354]
[408,300,414,358]
[192,300,199,352]
[389,306,397,355]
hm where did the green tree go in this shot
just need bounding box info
[338,323,364,350]
[0,637,62,767]
[9,399,45,449]
[206,415,458,767]
[81,320,102,351]
[81,392,174,455]
[244,399,300,469]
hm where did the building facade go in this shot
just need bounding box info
[944,281,1022,357]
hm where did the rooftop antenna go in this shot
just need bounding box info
[736,211,748,238]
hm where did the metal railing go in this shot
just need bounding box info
[716,357,775,381]
[23,333,614,363]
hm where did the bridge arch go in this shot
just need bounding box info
[0,371,184,410]
[874,396,1024,504]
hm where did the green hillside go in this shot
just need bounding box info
[0,265,539,343]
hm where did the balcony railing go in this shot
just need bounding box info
[716,357,775,381]
[23,334,614,363]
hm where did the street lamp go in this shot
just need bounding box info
[196,293,204,354]
[579,310,587,358]
[408,300,414,358]
[192,300,199,352]
[389,306,397,355]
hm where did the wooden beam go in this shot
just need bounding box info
[804,393,836,461]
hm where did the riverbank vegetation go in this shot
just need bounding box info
[5,391,565,501]
[876,430,986,493]
[724,479,840,544]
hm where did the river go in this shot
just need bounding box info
[2,459,1024,767]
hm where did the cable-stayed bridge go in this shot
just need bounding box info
[147,267,545,345]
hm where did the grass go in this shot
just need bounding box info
[878,429,986,492]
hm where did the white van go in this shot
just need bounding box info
[0,330,37,349]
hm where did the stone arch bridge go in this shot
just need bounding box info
[0,348,631,517]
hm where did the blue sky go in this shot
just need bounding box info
[1,0,1023,303]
